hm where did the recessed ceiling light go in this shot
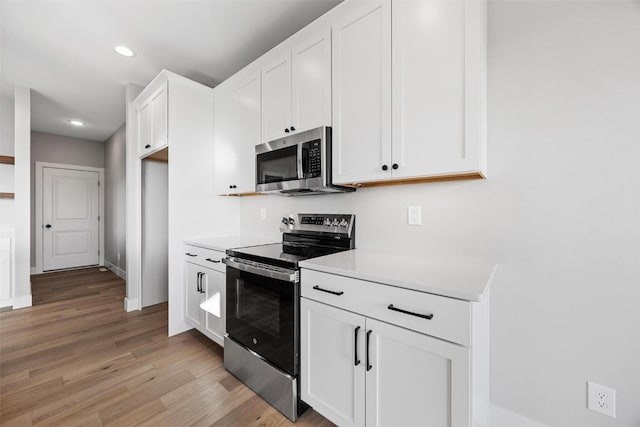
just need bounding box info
[68,120,85,126]
[114,45,135,57]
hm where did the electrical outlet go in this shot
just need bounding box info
[260,208,267,220]
[587,381,616,418]
[407,205,422,226]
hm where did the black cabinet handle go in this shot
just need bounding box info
[366,330,372,371]
[387,304,434,320]
[354,326,361,366]
[145,144,151,149]
[185,253,197,257]
[381,164,388,171]
[284,128,290,133]
[206,258,221,263]
[392,163,399,170]
[312,285,344,296]
[197,272,202,293]
[45,224,52,229]
[229,185,237,189]
[290,126,296,131]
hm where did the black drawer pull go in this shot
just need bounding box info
[354,326,361,366]
[387,304,434,320]
[206,258,221,263]
[185,253,197,257]
[312,285,344,296]
[366,330,372,371]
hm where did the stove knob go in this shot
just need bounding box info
[288,217,295,225]
[331,218,340,227]
[324,218,331,226]
[281,217,289,225]
[339,218,349,227]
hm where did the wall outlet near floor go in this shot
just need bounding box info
[407,205,422,226]
[587,381,616,418]
[260,207,267,220]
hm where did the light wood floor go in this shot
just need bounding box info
[0,268,334,427]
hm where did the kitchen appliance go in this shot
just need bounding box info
[255,126,355,196]
[223,213,356,421]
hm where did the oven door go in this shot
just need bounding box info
[225,258,299,376]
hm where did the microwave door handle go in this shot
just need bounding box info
[297,141,304,180]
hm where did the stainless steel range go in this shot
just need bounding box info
[223,213,355,421]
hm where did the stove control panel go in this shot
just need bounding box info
[281,213,355,235]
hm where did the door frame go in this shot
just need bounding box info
[35,162,105,274]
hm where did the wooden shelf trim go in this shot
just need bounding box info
[0,156,15,165]
[0,192,15,199]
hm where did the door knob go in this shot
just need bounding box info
[45,224,52,229]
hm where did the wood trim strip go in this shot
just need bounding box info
[0,192,15,199]
[0,156,15,164]
[342,172,485,189]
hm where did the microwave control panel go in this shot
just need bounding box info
[304,139,322,178]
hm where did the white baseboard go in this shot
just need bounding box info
[12,294,32,309]
[491,404,549,427]
[124,297,139,312]
[0,298,13,308]
[104,261,126,280]
[30,266,36,274]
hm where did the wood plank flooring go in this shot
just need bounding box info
[0,268,334,427]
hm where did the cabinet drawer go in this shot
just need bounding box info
[183,245,226,272]
[301,269,470,346]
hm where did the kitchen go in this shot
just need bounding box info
[1,0,639,426]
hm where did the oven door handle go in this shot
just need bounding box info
[223,257,298,283]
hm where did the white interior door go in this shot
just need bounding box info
[43,167,100,271]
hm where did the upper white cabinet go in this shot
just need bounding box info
[332,0,486,185]
[136,82,168,157]
[214,70,261,195]
[331,0,392,184]
[261,29,331,143]
[391,0,486,180]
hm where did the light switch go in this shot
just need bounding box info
[408,205,421,226]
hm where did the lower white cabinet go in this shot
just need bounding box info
[301,268,489,427]
[184,245,226,346]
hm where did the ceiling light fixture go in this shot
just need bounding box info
[68,120,85,126]
[114,45,135,57]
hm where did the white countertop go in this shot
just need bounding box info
[299,249,497,302]
[184,236,277,252]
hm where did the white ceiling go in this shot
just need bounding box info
[0,0,341,142]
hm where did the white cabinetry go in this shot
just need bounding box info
[261,29,331,143]
[301,268,488,427]
[331,0,486,185]
[214,71,261,195]
[331,0,391,184]
[136,82,168,158]
[184,244,226,346]
[0,235,13,307]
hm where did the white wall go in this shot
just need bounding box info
[141,159,168,307]
[13,86,31,308]
[104,124,126,277]
[238,2,640,426]
[30,131,104,267]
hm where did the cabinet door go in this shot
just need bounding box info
[184,262,203,328]
[301,298,366,427]
[261,52,292,142]
[213,88,238,195]
[151,82,168,150]
[331,0,391,184]
[365,318,471,427]
[203,267,226,346]
[137,101,152,155]
[235,71,261,193]
[392,0,485,179]
[291,28,331,134]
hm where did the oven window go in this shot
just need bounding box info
[237,281,280,338]
[257,145,298,184]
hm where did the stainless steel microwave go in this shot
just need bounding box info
[255,126,354,196]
